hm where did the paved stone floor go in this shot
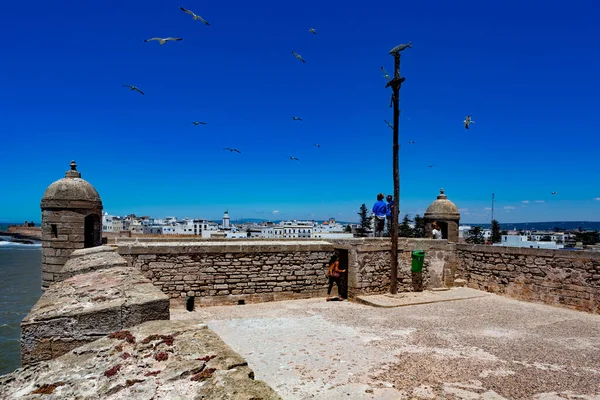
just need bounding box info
[172,293,600,400]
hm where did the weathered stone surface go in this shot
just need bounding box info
[457,244,600,314]
[21,267,169,365]
[114,239,455,304]
[2,320,280,399]
[56,246,128,282]
[120,242,335,303]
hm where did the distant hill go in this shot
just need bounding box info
[463,221,600,231]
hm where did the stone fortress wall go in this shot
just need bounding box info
[113,238,599,314]
[457,244,600,314]
[115,238,455,306]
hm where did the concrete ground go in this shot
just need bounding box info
[172,292,600,400]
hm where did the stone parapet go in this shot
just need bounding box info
[116,239,455,304]
[457,244,600,314]
[56,245,128,282]
[21,267,169,365]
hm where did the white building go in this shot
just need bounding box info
[102,212,114,232]
[282,220,313,238]
[494,235,565,249]
[312,232,353,239]
[222,211,231,229]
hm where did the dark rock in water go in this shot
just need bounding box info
[11,239,35,245]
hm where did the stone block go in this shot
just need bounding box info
[21,267,169,366]
[4,321,281,400]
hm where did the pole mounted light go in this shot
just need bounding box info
[386,41,411,295]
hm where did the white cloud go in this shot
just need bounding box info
[459,208,469,212]
[535,200,545,203]
[272,210,280,215]
[521,200,530,204]
[595,197,600,201]
[504,206,516,210]
[484,207,492,211]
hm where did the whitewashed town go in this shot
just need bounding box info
[101,210,596,250]
[102,210,355,240]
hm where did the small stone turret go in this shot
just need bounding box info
[424,188,460,242]
[40,161,103,289]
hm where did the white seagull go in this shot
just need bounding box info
[464,115,474,129]
[313,143,321,148]
[180,6,210,25]
[408,140,416,144]
[122,85,145,95]
[223,148,241,153]
[291,116,302,121]
[380,66,391,82]
[144,37,183,45]
[290,156,299,161]
[551,191,559,195]
[192,121,207,126]
[292,52,306,63]
[309,28,317,35]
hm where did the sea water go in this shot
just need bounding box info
[0,237,42,376]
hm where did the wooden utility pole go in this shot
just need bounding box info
[491,193,495,223]
[386,42,411,295]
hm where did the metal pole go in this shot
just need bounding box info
[390,53,401,295]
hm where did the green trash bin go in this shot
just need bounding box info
[411,250,425,273]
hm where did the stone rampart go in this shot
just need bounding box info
[333,239,457,295]
[116,239,457,305]
[21,247,170,366]
[118,241,335,306]
[457,244,600,314]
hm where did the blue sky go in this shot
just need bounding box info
[1,0,599,224]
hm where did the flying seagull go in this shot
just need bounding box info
[290,156,299,161]
[192,121,207,126]
[291,116,302,121]
[180,6,210,25]
[144,37,183,45]
[309,28,317,35]
[389,41,413,55]
[463,115,475,129]
[408,140,416,144]
[122,85,145,95]
[223,148,241,153]
[292,52,306,63]
[380,66,391,82]
[428,165,437,168]
[551,191,559,195]
[384,120,393,129]
[313,143,321,148]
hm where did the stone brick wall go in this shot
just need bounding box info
[41,210,87,288]
[119,241,336,306]
[336,239,456,295]
[457,244,600,314]
[117,239,456,305]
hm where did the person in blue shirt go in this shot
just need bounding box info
[386,195,394,236]
[372,193,387,237]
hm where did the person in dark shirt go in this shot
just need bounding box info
[326,255,346,300]
[386,195,394,236]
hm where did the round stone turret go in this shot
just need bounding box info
[40,161,103,289]
[424,188,460,242]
